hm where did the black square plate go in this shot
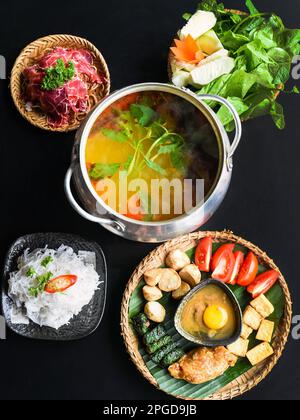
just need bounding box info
[1,233,107,341]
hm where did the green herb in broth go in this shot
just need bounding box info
[123,155,135,172]
[89,163,121,180]
[130,104,158,127]
[101,128,128,143]
[88,104,186,180]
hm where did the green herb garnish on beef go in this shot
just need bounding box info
[41,59,75,91]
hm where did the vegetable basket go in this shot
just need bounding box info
[168,9,245,79]
[167,9,280,122]
[10,34,111,132]
[120,230,292,400]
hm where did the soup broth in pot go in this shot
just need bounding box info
[85,91,220,222]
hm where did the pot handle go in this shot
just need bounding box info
[197,94,242,170]
[64,167,126,233]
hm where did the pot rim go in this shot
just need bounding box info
[78,82,230,227]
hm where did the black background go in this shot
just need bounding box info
[0,0,299,401]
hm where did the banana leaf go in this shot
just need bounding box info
[128,243,285,399]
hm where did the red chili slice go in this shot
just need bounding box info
[45,275,78,294]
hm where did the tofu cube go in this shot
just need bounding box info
[250,294,274,319]
[256,320,275,343]
[246,342,274,366]
[227,338,249,358]
[241,323,253,340]
[243,306,263,331]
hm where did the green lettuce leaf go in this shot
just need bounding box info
[220,31,250,50]
[253,28,277,49]
[270,102,286,129]
[268,48,292,85]
[217,97,249,126]
[222,69,257,98]
[197,0,225,17]
[237,40,273,70]
[245,0,259,15]
[251,64,275,88]
[277,29,300,57]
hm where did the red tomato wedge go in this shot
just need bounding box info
[45,275,78,294]
[247,270,279,298]
[237,252,259,287]
[212,250,235,283]
[195,237,212,272]
[228,251,245,285]
[211,244,235,272]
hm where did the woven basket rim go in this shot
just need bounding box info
[10,34,111,133]
[120,230,292,401]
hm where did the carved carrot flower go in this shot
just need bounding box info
[171,35,206,64]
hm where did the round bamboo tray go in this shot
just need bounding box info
[10,34,111,132]
[121,230,292,400]
[167,9,280,110]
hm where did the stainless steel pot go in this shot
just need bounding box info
[65,83,242,243]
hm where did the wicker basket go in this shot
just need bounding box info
[120,230,292,400]
[10,34,111,132]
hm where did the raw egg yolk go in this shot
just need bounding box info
[203,305,228,330]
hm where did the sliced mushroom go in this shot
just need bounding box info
[144,302,166,323]
[165,250,191,271]
[179,264,201,287]
[143,286,163,302]
[158,269,182,292]
[172,281,191,300]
